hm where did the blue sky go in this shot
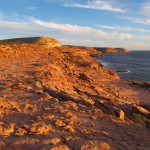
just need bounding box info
[0,0,150,50]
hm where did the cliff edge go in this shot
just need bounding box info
[95,47,129,53]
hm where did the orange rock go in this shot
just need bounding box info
[132,105,150,117]
[23,122,52,135]
[50,145,70,150]
[55,119,66,127]
[81,141,110,150]
[0,37,149,149]
[14,128,27,136]
[0,123,15,136]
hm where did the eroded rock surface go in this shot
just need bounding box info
[0,37,149,150]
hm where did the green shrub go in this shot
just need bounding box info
[128,113,150,127]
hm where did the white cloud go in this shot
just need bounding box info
[118,2,150,26]
[142,2,150,17]
[64,0,126,12]
[0,17,150,50]
[31,18,106,36]
[31,19,137,50]
[119,33,133,40]
[97,25,150,32]
[27,6,37,10]
[0,20,52,36]
[31,18,135,40]
[60,39,105,46]
[120,16,150,25]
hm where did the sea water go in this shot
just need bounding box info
[97,51,150,82]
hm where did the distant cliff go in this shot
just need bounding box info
[67,45,129,55]
[66,45,103,57]
[94,47,129,53]
[0,37,62,47]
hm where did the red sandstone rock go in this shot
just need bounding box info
[23,122,52,135]
[132,105,150,117]
[0,37,149,150]
[50,145,70,150]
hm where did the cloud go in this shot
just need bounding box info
[27,6,37,10]
[59,39,105,46]
[97,25,150,32]
[120,2,150,26]
[64,0,126,12]
[119,33,133,40]
[0,12,4,19]
[31,18,134,40]
[0,20,52,37]
[120,16,150,25]
[31,18,106,37]
[0,17,150,50]
[30,18,137,50]
[142,2,150,17]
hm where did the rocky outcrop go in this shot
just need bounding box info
[67,46,103,57]
[95,47,129,53]
[132,105,150,118]
[0,37,149,150]
[0,37,62,47]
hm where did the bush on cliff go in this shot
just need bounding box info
[128,113,150,128]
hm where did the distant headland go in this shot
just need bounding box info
[0,36,62,47]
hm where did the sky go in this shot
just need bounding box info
[0,0,150,50]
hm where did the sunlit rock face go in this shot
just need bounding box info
[0,37,62,47]
[0,37,149,150]
[95,47,129,53]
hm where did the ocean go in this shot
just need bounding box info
[97,51,150,82]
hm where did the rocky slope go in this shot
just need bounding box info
[0,37,149,150]
[67,46,129,54]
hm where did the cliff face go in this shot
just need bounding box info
[95,47,129,53]
[0,37,149,150]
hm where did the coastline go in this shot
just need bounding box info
[0,37,149,149]
[96,50,131,75]
[97,50,150,82]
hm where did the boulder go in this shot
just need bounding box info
[114,108,125,120]
[50,145,70,150]
[132,105,150,118]
[0,123,15,136]
[95,100,124,120]
[81,141,110,150]
[23,122,52,135]
[47,138,61,146]
[55,119,66,127]
[66,139,110,150]
[142,104,150,112]
[14,128,27,136]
